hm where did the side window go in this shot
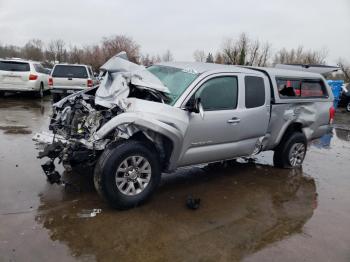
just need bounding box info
[300,80,327,97]
[34,64,45,74]
[88,67,93,78]
[245,76,265,108]
[277,78,327,98]
[276,78,301,98]
[195,76,238,111]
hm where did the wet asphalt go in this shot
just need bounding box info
[0,94,349,262]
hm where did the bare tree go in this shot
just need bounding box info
[221,38,239,64]
[0,44,21,58]
[80,45,104,71]
[23,39,44,61]
[221,33,271,66]
[248,40,260,66]
[47,39,66,63]
[214,52,224,64]
[337,58,350,82]
[162,50,174,62]
[67,45,84,64]
[273,46,328,65]
[256,42,271,67]
[101,35,140,63]
[193,50,206,62]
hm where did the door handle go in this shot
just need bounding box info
[227,117,240,124]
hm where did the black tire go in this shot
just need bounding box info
[36,83,44,98]
[94,140,161,210]
[273,132,307,169]
[52,93,61,103]
[0,91,5,97]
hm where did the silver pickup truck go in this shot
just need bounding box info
[34,52,334,209]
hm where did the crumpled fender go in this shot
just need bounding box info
[93,112,184,170]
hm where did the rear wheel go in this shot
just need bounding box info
[346,102,350,112]
[36,83,44,98]
[94,140,161,210]
[273,132,307,168]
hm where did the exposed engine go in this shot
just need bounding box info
[49,90,122,140]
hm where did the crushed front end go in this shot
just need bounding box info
[34,88,123,184]
[33,51,170,184]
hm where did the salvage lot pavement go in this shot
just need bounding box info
[0,95,349,262]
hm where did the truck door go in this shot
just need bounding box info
[178,74,270,167]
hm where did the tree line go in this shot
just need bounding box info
[0,33,348,81]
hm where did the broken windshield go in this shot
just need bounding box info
[147,65,199,105]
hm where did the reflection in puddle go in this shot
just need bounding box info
[312,127,350,149]
[35,163,317,261]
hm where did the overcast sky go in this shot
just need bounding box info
[0,0,349,64]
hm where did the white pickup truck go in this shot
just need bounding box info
[49,64,97,102]
[35,53,334,209]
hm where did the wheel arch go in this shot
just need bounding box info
[94,113,184,171]
[275,122,306,149]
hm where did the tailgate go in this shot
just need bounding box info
[52,77,88,89]
[0,61,30,86]
[51,65,89,89]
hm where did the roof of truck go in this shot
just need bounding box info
[157,62,323,79]
[157,62,259,74]
[248,66,324,79]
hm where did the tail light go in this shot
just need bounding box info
[29,74,38,80]
[48,77,53,86]
[329,106,335,124]
[87,79,93,87]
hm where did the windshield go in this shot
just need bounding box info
[147,65,199,105]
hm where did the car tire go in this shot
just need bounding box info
[346,102,350,112]
[36,83,44,98]
[273,132,307,169]
[94,140,161,210]
[52,93,61,103]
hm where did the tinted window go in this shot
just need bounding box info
[245,76,265,108]
[52,65,88,78]
[300,81,327,97]
[0,61,30,72]
[195,76,238,111]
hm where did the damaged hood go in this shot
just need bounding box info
[95,52,170,108]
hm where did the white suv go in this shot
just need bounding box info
[0,59,50,97]
[49,64,97,102]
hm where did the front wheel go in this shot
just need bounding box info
[273,132,307,168]
[94,140,161,209]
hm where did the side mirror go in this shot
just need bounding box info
[186,97,204,119]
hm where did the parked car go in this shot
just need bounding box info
[49,64,97,102]
[34,53,334,210]
[0,59,50,97]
